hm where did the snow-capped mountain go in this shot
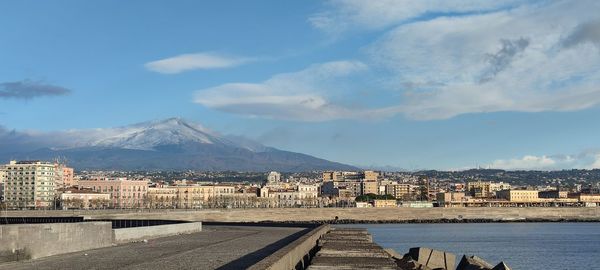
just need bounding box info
[0,118,357,171]
[86,118,231,150]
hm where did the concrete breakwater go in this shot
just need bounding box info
[3,207,599,223]
[258,227,511,270]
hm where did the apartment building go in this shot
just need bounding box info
[147,186,178,208]
[467,181,511,198]
[364,170,379,181]
[385,183,411,199]
[3,160,57,209]
[496,190,539,202]
[436,192,466,207]
[0,165,5,201]
[78,178,148,208]
[259,183,319,207]
[361,180,379,195]
[57,166,76,188]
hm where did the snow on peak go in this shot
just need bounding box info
[89,118,222,150]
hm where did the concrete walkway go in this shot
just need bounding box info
[0,225,309,270]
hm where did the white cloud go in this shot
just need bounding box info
[489,155,560,170]
[195,1,600,122]
[309,0,529,34]
[486,151,600,170]
[365,0,600,120]
[589,154,600,169]
[194,60,396,121]
[145,52,253,74]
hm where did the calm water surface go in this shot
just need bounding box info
[338,223,600,270]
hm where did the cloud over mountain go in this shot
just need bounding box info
[0,118,356,171]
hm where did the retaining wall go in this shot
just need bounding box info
[0,222,113,261]
[112,222,202,244]
[248,224,331,270]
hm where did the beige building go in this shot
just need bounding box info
[175,185,215,208]
[373,199,397,208]
[78,178,148,208]
[260,183,320,207]
[3,160,57,209]
[322,171,341,182]
[0,165,6,183]
[570,193,600,203]
[361,180,379,195]
[467,181,511,198]
[322,180,361,197]
[496,190,539,202]
[147,186,178,208]
[466,181,494,198]
[56,166,75,188]
[364,170,379,181]
[385,184,411,199]
[489,182,511,192]
[174,185,236,208]
[323,171,363,182]
[59,188,110,209]
[436,192,466,207]
[298,184,319,197]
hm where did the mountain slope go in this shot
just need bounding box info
[0,118,358,172]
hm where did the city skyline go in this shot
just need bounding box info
[2,0,600,170]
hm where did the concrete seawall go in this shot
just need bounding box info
[112,222,202,244]
[0,221,203,262]
[0,222,113,261]
[4,207,598,223]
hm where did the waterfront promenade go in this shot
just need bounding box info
[2,207,599,223]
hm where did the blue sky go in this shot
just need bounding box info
[2,0,600,170]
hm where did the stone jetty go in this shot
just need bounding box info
[308,228,398,269]
[306,228,511,270]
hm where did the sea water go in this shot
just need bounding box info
[338,223,600,270]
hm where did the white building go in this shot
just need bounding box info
[59,188,111,209]
[3,160,57,209]
[0,165,6,201]
[261,183,320,207]
[267,171,281,183]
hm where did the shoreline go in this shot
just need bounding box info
[258,217,600,224]
[2,207,600,224]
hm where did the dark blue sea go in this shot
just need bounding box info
[337,223,600,270]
